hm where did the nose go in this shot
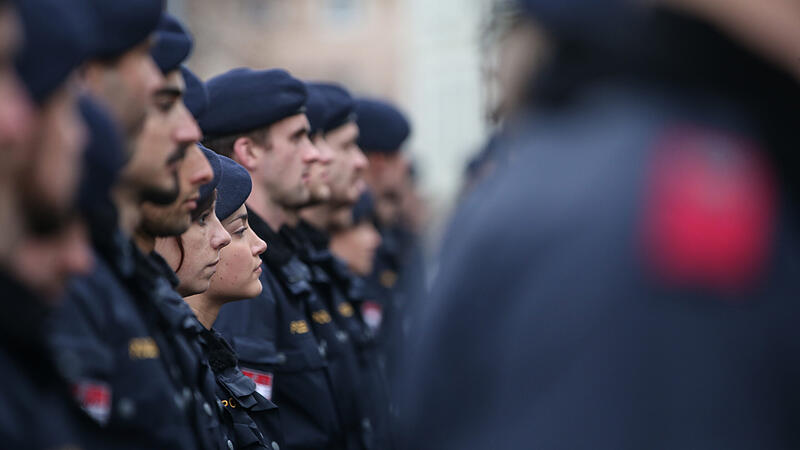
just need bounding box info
[368,224,382,250]
[0,74,34,150]
[253,236,267,257]
[64,222,95,277]
[354,147,368,170]
[211,219,231,250]
[316,139,334,164]
[187,145,213,186]
[302,138,320,164]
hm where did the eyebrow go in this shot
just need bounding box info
[225,213,248,225]
[291,126,310,140]
[153,86,183,99]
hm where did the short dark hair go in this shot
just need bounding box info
[202,126,270,158]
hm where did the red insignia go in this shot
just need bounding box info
[361,300,383,332]
[640,125,776,294]
[72,380,111,425]
[242,368,273,400]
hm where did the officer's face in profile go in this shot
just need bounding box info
[205,204,267,302]
[155,196,232,297]
[139,143,213,237]
[330,219,381,276]
[82,38,162,144]
[257,113,319,209]
[18,78,88,235]
[13,218,93,302]
[0,5,34,163]
[366,152,407,227]
[124,69,201,206]
[325,122,368,206]
[306,132,334,204]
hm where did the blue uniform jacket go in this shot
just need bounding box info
[215,209,345,450]
[0,271,115,449]
[290,221,392,450]
[49,227,225,449]
[400,79,800,449]
[200,327,285,450]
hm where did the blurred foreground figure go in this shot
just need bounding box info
[0,0,112,447]
[401,0,800,449]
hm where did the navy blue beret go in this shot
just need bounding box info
[354,98,411,153]
[304,83,330,136]
[197,144,221,208]
[215,155,252,220]
[313,82,355,133]
[84,0,164,59]
[181,66,208,120]
[150,14,193,75]
[200,68,307,138]
[351,190,376,225]
[77,96,125,215]
[14,0,93,104]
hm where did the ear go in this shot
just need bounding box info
[232,136,259,171]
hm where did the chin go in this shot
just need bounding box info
[245,281,263,298]
[225,282,263,303]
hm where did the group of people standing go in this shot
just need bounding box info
[0,0,418,449]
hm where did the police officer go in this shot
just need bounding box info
[401,0,800,449]
[49,10,226,450]
[352,98,415,394]
[0,0,115,447]
[277,82,374,450]
[201,68,355,450]
[155,151,286,449]
[293,83,392,450]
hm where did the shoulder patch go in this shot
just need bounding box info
[71,380,111,425]
[361,300,383,332]
[640,125,776,294]
[241,368,273,400]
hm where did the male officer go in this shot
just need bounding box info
[402,0,800,449]
[201,68,357,450]
[352,98,413,391]
[294,83,393,450]
[78,0,170,235]
[9,0,95,301]
[278,82,373,450]
[0,0,113,447]
[49,11,225,450]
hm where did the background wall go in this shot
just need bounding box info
[168,0,501,229]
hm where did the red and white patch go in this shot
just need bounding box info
[242,368,273,400]
[71,380,111,425]
[361,300,383,332]
[640,125,776,294]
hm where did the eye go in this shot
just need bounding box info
[153,96,177,113]
[197,212,210,226]
[235,226,248,236]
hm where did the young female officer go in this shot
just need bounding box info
[156,151,283,450]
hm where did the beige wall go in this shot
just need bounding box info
[171,0,492,226]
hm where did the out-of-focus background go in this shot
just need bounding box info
[168,0,517,229]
